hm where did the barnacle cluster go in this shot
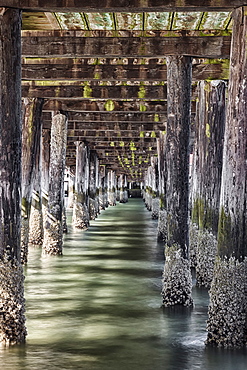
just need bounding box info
[162,244,193,307]
[0,253,26,346]
[206,256,247,347]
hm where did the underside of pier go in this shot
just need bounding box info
[0,0,246,349]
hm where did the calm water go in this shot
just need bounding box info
[0,199,246,369]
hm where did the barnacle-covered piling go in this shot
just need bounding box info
[162,245,193,307]
[206,257,247,347]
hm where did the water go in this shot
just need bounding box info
[0,199,246,369]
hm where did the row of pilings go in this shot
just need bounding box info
[143,78,247,347]
[0,7,128,345]
[142,8,247,348]
[0,6,247,349]
[21,110,129,261]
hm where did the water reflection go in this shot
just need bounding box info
[0,199,246,370]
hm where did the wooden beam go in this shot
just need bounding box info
[67,136,157,143]
[43,121,165,130]
[22,58,230,81]
[67,122,165,131]
[22,83,167,100]
[67,129,160,138]
[42,111,167,122]
[0,0,243,11]
[22,32,231,59]
[42,99,167,112]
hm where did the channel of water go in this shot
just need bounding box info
[0,199,246,369]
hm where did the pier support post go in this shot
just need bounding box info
[21,98,44,259]
[72,141,90,229]
[0,8,26,345]
[119,174,128,203]
[190,81,226,287]
[157,133,167,241]
[43,113,68,255]
[162,55,193,307]
[108,170,116,206]
[67,170,75,209]
[41,129,50,228]
[89,151,98,220]
[206,7,247,347]
[150,157,159,220]
[99,165,106,210]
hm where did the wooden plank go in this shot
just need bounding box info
[66,122,165,131]
[0,1,243,12]
[67,136,157,143]
[22,83,167,99]
[22,33,231,59]
[42,111,167,122]
[67,129,160,138]
[42,99,167,111]
[45,121,165,131]
[22,59,229,81]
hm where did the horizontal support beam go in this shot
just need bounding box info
[42,111,167,122]
[22,33,231,59]
[66,122,165,131]
[67,136,157,143]
[67,129,161,138]
[22,83,167,99]
[42,99,167,112]
[67,144,156,149]
[22,59,230,81]
[0,1,243,11]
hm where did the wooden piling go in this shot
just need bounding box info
[206,7,247,347]
[162,55,193,307]
[21,97,44,260]
[0,8,26,346]
[72,141,90,229]
[43,113,68,255]
[190,80,226,287]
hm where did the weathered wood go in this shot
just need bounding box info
[143,156,159,217]
[98,166,108,209]
[206,7,247,348]
[22,83,167,100]
[217,22,247,259]
[0,0,243,11]
[64,122,165,132]
[68,137,157,143]
[190,80,226,287]
[162,55,193,307]
[157,133,166,241]
[28,98,44,247]
[67,170,75,209]
[42,99,168,112]
[165,56,191,255]
[22,58,229,81]
[108,170,117,206]
[191,81,226,233]
[89,151,99,220]
[22,32,231,59]
[43,113,68,255]
[21,97,44,262]
[72,142,90,229]
[41,129,50,221]
[118,174,128,203]
[68,130,160,142]
[0,7,26,346]
[43,111,167,123]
